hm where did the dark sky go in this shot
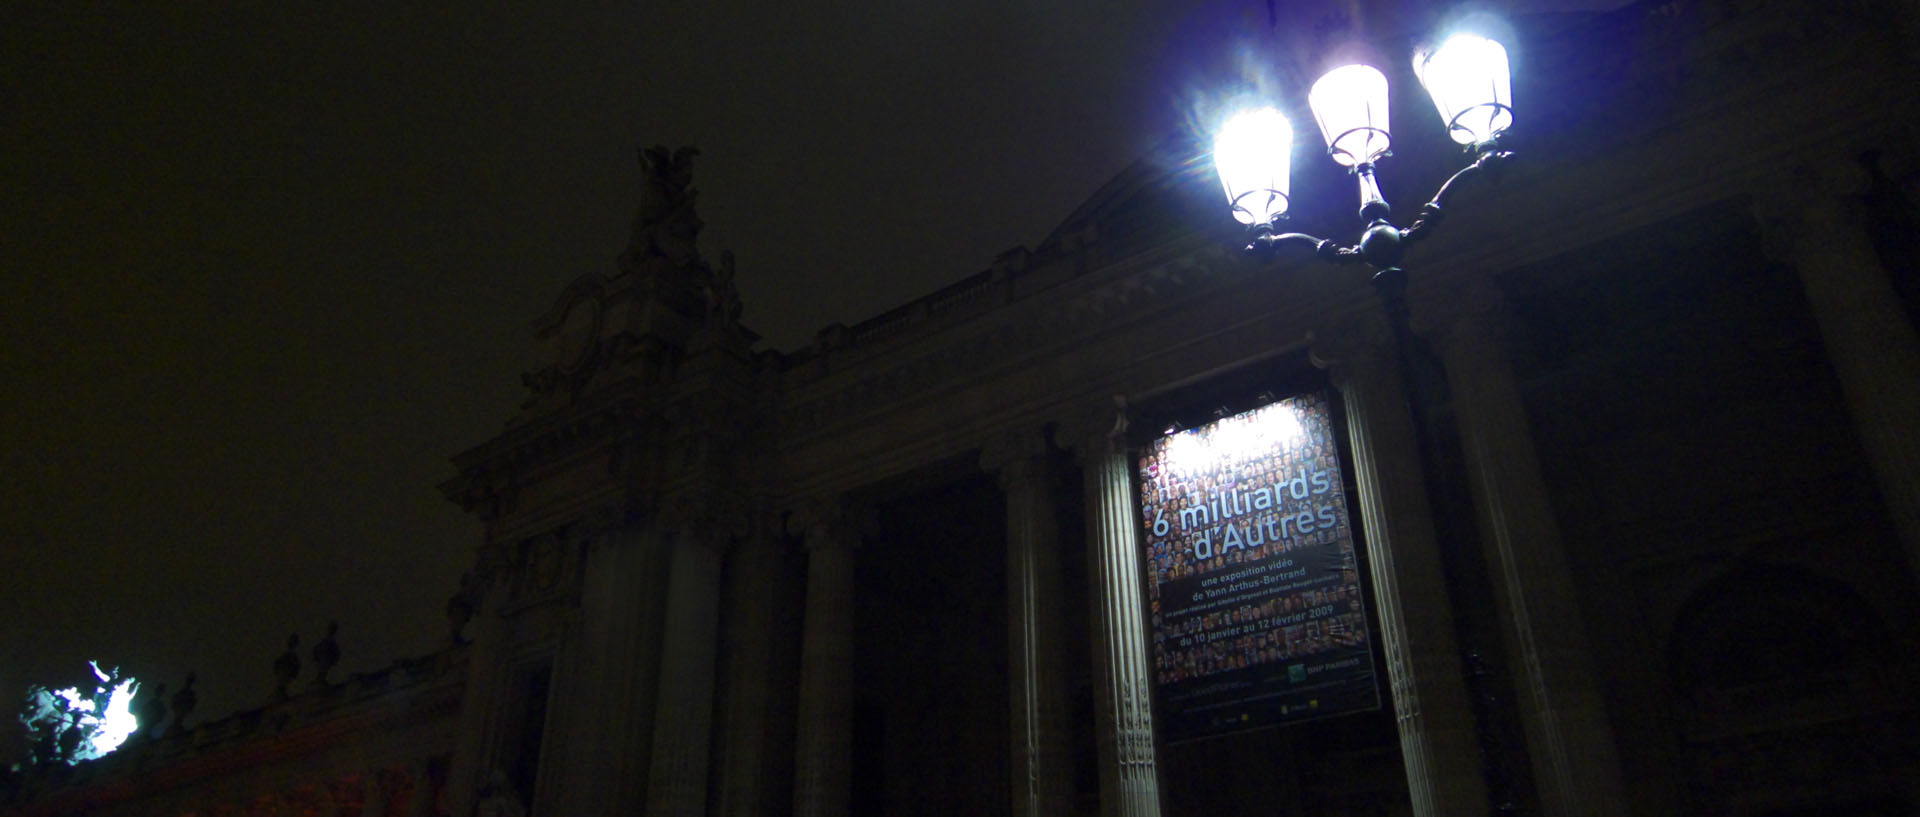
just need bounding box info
[1,0,1601,736]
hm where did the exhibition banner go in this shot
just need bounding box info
[1136,390,1380,742]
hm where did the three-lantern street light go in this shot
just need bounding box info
[1212,31,1525,813]
[1213,32,1515,272]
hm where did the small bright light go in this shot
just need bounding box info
[1308,65,1392,167]
[1213,107,1293,226]
[1414,34,1513,145]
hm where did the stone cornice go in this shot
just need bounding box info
[775,234,1240,441]
[441,377,653,519]
[765,214,1371,498]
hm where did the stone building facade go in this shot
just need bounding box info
[11,0,1920,813]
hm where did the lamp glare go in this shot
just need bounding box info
[1308,65,1393,167]
[1414,34,1513,146]
[1213,107,1294,226]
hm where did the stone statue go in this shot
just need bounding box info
[170,672,197,735]
[626,145,704,269]
[706,249,743,327]
[272,634,302,701]
[311,620,341,688]
[137,682,167,742]
[446,571,486,646]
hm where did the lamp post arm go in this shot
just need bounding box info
[1402,148,1514,245]
[1247,230,1367,263]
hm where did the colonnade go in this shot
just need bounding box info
[747,301,1622,817]
[454,157,1917,817]
[538,310,1639,817]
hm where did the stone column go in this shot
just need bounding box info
[1426,280,1631,817]
[1060,399,1162,817]
[1761,157,1920,582]
[442,563,509,817]
[1310,315,1489,817]
[551,521,670,817]
[525,591,586,817]
[982,429,1076,817]
[644,503,732,817]
[791,497,869,817]
[713,514,785,817]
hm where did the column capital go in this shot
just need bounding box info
[785,495,876,551]
[980,426,1052,487]
[571,501,643,542]
[656,487,747,551]
[1307,309,1395,391]
[1750,154,1877,262]
[1053,395,1130,464]
[1752,154,1875,218]
[1412,275,1509,361]
[731,508,784,553]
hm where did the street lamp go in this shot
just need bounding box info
[1214,33,1514,270]
[1213,31,1524,815]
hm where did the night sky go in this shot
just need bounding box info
[0,0,1601,741]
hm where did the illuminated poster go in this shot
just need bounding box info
[1137,390,1379,742]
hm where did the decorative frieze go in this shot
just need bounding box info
[778,243,1234,440]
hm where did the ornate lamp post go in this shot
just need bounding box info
[1213,32,1526,815]
[1215,33,1513,298]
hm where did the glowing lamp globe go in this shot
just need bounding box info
[1414,34,1513,146]
[1308,65,1392,167]
[1213,107,1294,226]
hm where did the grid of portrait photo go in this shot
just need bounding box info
[1136,390,1373,688]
